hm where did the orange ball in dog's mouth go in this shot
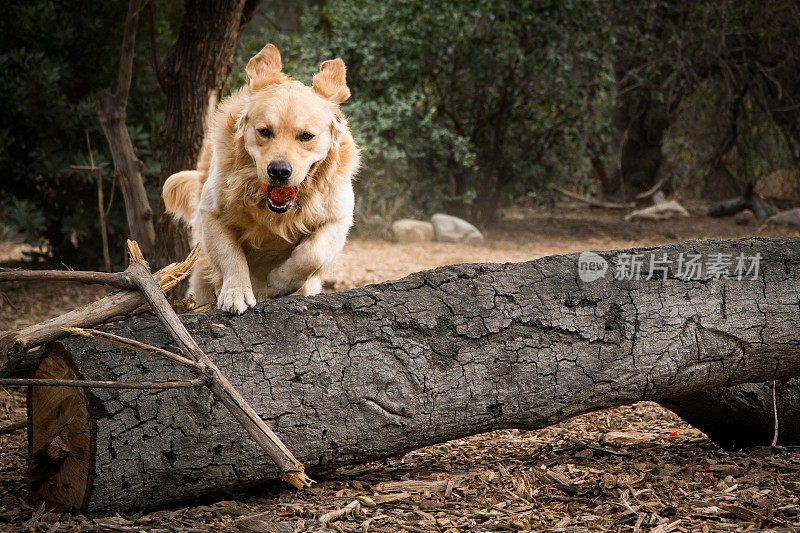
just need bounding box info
[262,183,299,213]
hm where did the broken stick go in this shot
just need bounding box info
[122,241,312,489]
[0,244,199,371]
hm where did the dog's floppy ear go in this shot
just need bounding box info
[313,58,350,104]
[246,44,283,89]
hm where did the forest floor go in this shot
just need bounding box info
[2,200,800,532]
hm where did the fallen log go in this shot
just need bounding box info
[27,237,800,514]
[708,194,776,220]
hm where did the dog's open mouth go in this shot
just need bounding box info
[262,184,299,213]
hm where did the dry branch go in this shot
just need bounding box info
[63,327,203,370]
[0,245,198,365]
[73,131,111,271]
[95,0,156,256]
[26,237,800,514]
[551,185,635,209]
[635,176,669,201]
[0,269,135,290]
[318,500,361,525]
[122,242,311,489]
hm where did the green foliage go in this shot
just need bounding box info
[0,199,46,243]
[255,0,614,227]
[0,0,177,268]
[5,0,797,269]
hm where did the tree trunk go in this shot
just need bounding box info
[152,0,262,269]
[27,237,800,515]
[96,0,156,258]
[602,74,670,199]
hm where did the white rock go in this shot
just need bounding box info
[391,219,435,243]
[430,213,484,244]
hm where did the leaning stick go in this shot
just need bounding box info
[122,240,313,489]
[0,245,199,361]
[0,377,206,389]
[3,240,310,488]
[63,327,204,370]
[0,328,208,388]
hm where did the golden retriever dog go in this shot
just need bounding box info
[162,43,359,314]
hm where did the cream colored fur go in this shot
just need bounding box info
[162,44,359,314]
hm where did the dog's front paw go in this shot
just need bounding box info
[217,285,256,314]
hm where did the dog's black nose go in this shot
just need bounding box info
[267,161,293,181]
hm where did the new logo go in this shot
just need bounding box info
[578,251,608,282]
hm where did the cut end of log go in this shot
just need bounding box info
[27,343,94,512]
[283,471,315,490]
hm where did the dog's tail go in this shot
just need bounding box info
[163,170,202,224]
[162,140,212,225]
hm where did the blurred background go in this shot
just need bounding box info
[1,0,800,271]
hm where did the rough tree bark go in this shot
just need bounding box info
[27,238,800,514]
[152,0,262,269]
[96,0,156,258]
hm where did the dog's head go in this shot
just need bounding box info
[237,44,350,212]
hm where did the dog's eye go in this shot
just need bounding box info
[300,132,315,141]
[257,128,273,138]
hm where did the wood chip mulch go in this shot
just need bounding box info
[2,390,799,532]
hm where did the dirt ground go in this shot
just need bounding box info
[2,201,800,532]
